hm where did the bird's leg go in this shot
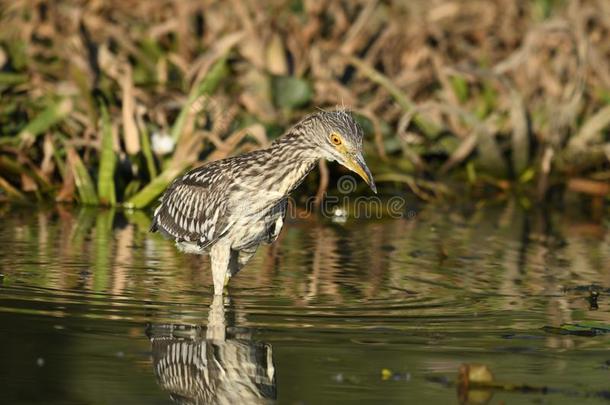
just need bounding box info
[206,294,226,342]
[225,249,240,287]
[210,242,231,295]
[227,246,258,286]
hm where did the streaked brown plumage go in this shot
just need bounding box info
[147,296,276,403]
[151,110,375,295]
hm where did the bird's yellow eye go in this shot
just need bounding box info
[330,133,342,146]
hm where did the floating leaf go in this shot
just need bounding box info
[459,363,494,386]
[458,363,495,405]
[543,322,610,337]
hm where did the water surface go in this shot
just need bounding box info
[0,203,609,404]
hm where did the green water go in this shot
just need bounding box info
[0,203,608,404]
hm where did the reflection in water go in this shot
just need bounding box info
[0,203,609,404]
[147,296,276,405]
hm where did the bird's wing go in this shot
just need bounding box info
[150,164,232,248]
[265,198,287,243]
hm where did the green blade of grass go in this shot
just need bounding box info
[125,166,184,209]
[449,75,469,103]
[171,56,229,143]
[97,104,116,206]
[67,147,99,205]
[51,137,67,180]
[138,117,157,179]
[0,72,28,86]
[19,99,73,145]
[0,176,26,200]
[0,155,51,190]
[126,54,231,209]
[93,208,115,292]
[123,180,142,200]
[127,144,207,211]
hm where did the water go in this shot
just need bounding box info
[0,203,608,404]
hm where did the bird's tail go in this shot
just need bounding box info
[149,218,158,233]
[149,203,163,233]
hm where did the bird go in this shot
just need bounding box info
[147,296,276,404]
[150,110,376,295]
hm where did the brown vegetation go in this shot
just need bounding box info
[0,0,609,206]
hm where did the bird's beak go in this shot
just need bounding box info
[344,152,377,193]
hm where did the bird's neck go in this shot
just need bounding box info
[265,132,319,196]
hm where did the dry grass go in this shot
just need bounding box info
[0,0,609,206]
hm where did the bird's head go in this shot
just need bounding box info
[302,110,376,193]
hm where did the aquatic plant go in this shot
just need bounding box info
[0,0,608,206]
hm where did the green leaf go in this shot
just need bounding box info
[466,161,477,184]
[139,120,157,179]
[7,40,27,70]
[19,99,73,144]
[93,209,115,292]
[67,147,98,205]
[450,75,469,102]
[272,75,312,109]
[97,103,116,206]
[543,322,610,337]
[476,81,497,119]
[125,167,184,209]
[518,167,535,183]
[171,56,229,143]
[0,176,26,200]
[0,72,27,86]
[123,180,141,200]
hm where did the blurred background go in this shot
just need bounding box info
[0,0,608,208]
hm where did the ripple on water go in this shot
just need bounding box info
[0,206,610,405]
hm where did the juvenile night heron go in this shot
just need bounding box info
[147,296,276,403]
[150,110,376,295]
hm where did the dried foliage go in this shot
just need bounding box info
[0,0,609,206]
